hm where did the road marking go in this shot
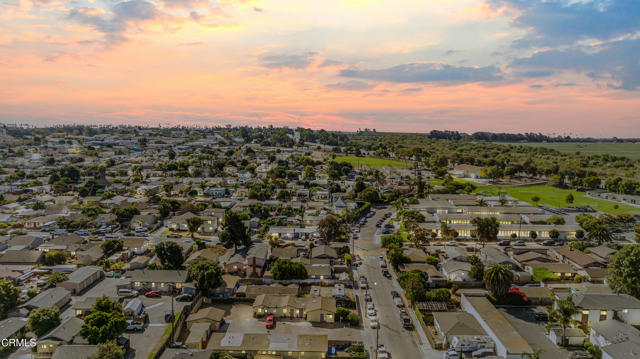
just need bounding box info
[145,302,165,310]
[147,323,168,327]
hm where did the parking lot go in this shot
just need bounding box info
[222,304,362,343]
[499,307,571,359]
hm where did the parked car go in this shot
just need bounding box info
[442,349,459,359]
[446,241,457,246]
[498,240,511,246]
[543,240,557,246]
[117,288,138,297]
[370,319,379,329]
[364,294,372,302]
[391,291,399,298]
[534,311,548,321]
[367,308,377,317]
[367,302,375,311]
[176,293,193,302]
[381,229,392,235]
[382,269,391,279]
[359,280,368,289]
[471,348,494,358]
[74,229,90,236]
[394,297,404,307]
[145,290,161,297]
[401,316,413,330]
[125,320,145,332]
[265,315,275,329]
[167,233,181,238]
[514,240,526,246]
[377,345,390,359]
[164,310,174,323]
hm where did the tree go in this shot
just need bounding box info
[392,197,407,212]
[404,275,426,305]
[410,228,431,249]
[358,187,381,203]
[468,256,485,281]
[531,196,540,206]
[521,349,544,359]
[550,296,578,347]
[347,312,360,326]
[336,307,350,322]
[112,206,140,224]
[425,255,439,266]
[472,217,500,246]
[608,245,640,297]
[93,296,122,314]
[529,231,538,241]
[0,280,19,318]
[44,250,68,265]
[318,215,345,242]
[101,239,123,256]
[549,229,560,240]
[575,229,585,239]
[88,341,125,359]
[271,259,308,280]
[588,224,612,244]
[29,306,61,337]
[81,298,127,344]
[211,351,234,359]
[46,272,68,287]
[303,165,315,179]
[218,211,251,250]
[565,193,574,204]
[187,259,223,295]
[186,216,203,238]
[387,247,409,268]
[483,264,513,298]
[155,241,184,269]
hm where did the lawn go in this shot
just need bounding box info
[332,156,407,169]
[532,268,560,282]
[496,142,640,160]
[470,182,640,215]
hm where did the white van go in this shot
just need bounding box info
[118,288,138,297]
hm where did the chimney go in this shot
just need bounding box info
[251,256,257,278]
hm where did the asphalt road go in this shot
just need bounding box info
[353,208,441,359]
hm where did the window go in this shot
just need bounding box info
[600,310,608,321]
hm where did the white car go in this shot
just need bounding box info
[367,302,375,311]
[442,349,459,359]
[369,319,379,329]
[377,345,390,359]
[446,241,457,246]
[367,308,377,317]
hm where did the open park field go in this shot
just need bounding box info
[496,142,640,160]
[472,183,640,215]
[332,156,407,169]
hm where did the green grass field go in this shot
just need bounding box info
[471,182,640,215]
[332,156,407,169]
[496,142,640,160]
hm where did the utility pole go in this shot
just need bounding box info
[169,283,175,343]
[375,324,379,359]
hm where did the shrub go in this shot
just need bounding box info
[425,255,439,265]
[347,313,360,326]
[424,288,451,302]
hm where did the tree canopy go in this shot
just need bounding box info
[29,306,61,337]
[187,259,223,295]
[608,245,640,297]
[81,296,127,345]
[0,280,19,318]
[218,211,251,250]
[483,264,513,297]
[271,259,309,280]
[155,241,184,269]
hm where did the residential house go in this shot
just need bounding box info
[305,296,336,323]
[122,237,148,255]
[128,269,189,293]
[75,246,103,266]
[0,250,44,265]
[36,317,86,359]
[253,294,305,319]
[590,319,640,359]
[271,246,299,260]
[525,262,577,281]
[589,245,617,262]
[130,214,156,230]
[461,295,533,359]
[22,287,71,311]
[207,333,328,359]
[50,345,98,359]
[552,246,604,268]
[0,317,29,350]
[7,235,43,250]
[186,307,225,331]
[311,245,337,260]
[441,260,472,281]
[432,312,494,351]
[571,292,640,326]
[58,266,104,295]
[548,327,586,346]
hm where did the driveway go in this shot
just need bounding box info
[499,307,571,359]
[223,304,362,343]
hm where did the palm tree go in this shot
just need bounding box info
[392,197,407,212]
[483,264,513,297]
[550,296,579,347]
[476,198,488,207]
[588,224,612,243]
[521,349,544,359]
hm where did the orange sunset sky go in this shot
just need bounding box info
[1,0,639,136]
